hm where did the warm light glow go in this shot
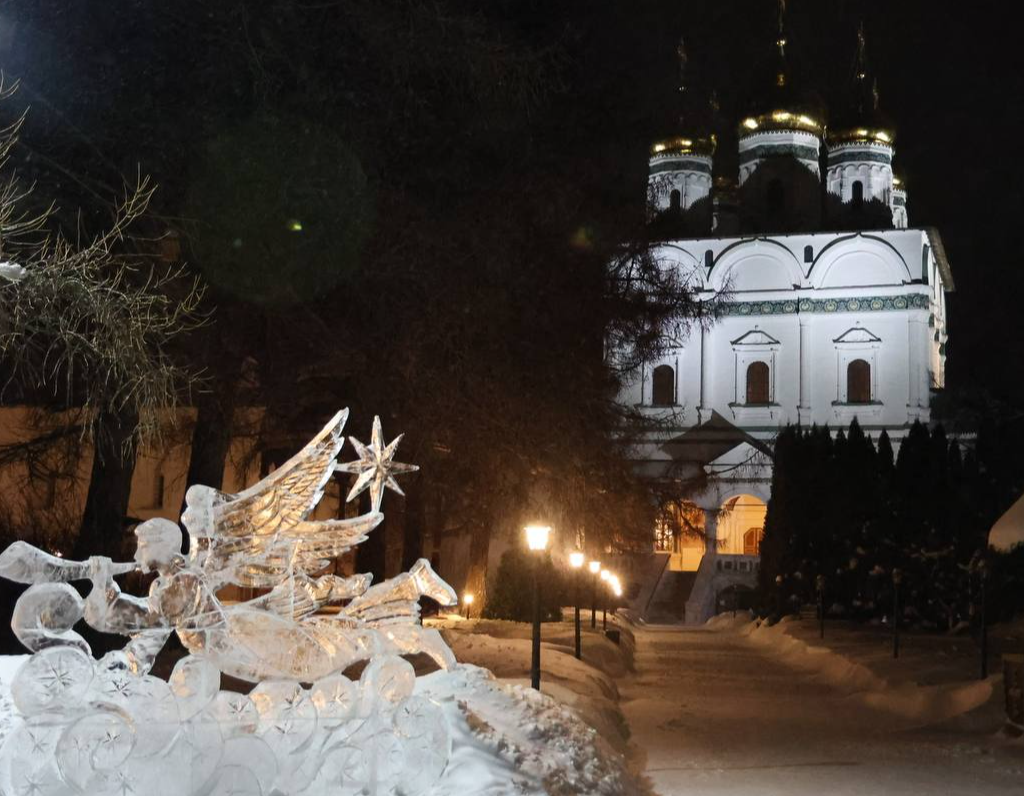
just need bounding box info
[569,552,585,569]
[600,569,611,582]
[463,593,474,605]
[524,525,551,551]
[742,117,759,130]
[286,219,303,232]
[588,560,601,574]
[612,582,623,597]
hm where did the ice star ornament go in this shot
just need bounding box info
[337,415,418,512]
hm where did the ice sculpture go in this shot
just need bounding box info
[0,411,460,796]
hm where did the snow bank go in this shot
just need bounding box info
[732,617,998,729]
[437,625,634,754]
[419,665,641,796]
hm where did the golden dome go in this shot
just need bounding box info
[826,126,895,147]
[649,134,717,158]
[738,109,823,136]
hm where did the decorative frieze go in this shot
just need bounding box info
[717,292,929,317]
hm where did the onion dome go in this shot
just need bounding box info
[824,22,900,220]
[648,36,716,216]
[738,1,824,137]
[650,37,717,158]
[826,23,895,147]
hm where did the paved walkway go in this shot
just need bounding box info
[621,624,1023,796]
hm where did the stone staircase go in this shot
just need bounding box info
[646,570,699,623]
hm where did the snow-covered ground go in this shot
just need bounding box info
[731,614,1013,728]
[621,621,1024,796]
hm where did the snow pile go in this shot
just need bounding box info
[728,616,998,728]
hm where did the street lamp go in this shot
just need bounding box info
[588,560,601,629]
[463,592,474,620]
[525,524,551,690]
[569,552,585,659]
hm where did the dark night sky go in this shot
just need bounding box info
[0,1,1021,410]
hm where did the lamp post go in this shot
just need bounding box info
[588,560,601,629]
[600,569,611,630]
[463,593,474,621]
[608,574,622,628]
[525,525,551,691]
[569,552,585,659]
[979,558,989,680]
[892,568,902,660]
[815,574,826,639]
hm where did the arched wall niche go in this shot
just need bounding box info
[810,235,912,289]
[709,240,803,293]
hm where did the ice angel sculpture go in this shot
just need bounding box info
[2,410,457,681]
[0,411,463,796]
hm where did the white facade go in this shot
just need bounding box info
[622,228,951,447]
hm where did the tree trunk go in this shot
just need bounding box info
[466,521,491,610]
[356,491,386,584]
[401,476,424,572]
[178,384,235,551]
[75,410,139,560]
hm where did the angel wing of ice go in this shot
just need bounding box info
[182,409,381,590]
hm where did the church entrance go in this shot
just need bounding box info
[716,494,767,556]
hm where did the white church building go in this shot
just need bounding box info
[619,20,954,623]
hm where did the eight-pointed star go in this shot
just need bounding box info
[336,416,418,512]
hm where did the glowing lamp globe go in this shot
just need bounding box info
[463,593,474,605]
[525,525,552,551]
[569,552,585,569]
[600,569,611,582]
[588,561,601,575]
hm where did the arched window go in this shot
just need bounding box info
[704,249,714,269]
[669,189,681,212]
[743,528,762,556]
[803,244,813,263]
[767,179,784,213]
[651,364,675,406]
[852,180,864,208]
[653,510,675,552]
[745,361,770,404]
[847,359,871,403]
